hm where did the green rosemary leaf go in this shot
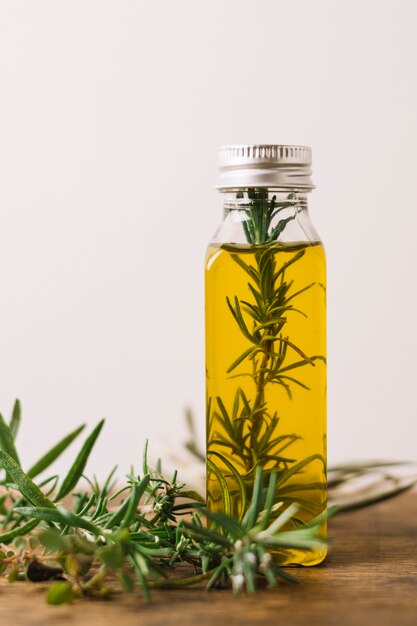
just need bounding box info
[274,375,310,390]
[242,212,257,243]
[118,571,135,593]
[226,296,257,345]
[98,545,125,568]
[206,459,232,516]
[55,419,105,501]
[260,562,278,588]
[240,300,262,321]
[230,255,260,284]
[286,282,315,304]
[105,475,149,529]
[181,520,232,548]
[135,544,172,558]
[0,518,39,544]
[247,282,265,313]
[273,249,305,281]
[273,495,323,515]
[0,451,55,508]
[270,562,300,583]
[0,413,20,465]
[258,502,300,537]
[270,202,296,220]
[214,397,237,443]
[261,531,324,550]
[259,253,274,296]
[201,507,244,538]
[259,471,278,530]
[92,495,108,520]
[101,465,118,498]
[266,304,306,319]
[277,337,312,362]
[0,493,7,515]
[209,439,238,453]
[263,434,300,456]
[109,485,130,502]
[14,505,101,535]
[41,475,60,497]
[143,438,149,475]
[256,422,281,454]
[227,347,258,374]
[253,318,287,333]
[208,451,247,517]
[206,560,228,590]
[46,581,76,605]
[260,334,279,342]
[9,399,21,441]
[129,554,151,602]
[179,489,205,503]
[171,502,205,513]
[121,476,150,528]
[238,388,252,416]
[242,467,264,529]
[232,391,241,420]
[278,354,324,374]
[260,453,297,466]
[27,424,86,479]
[276,454,326,488]
[243,550,256,593]
[38,528,70,552]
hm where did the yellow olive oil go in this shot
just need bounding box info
[205,241,327,565]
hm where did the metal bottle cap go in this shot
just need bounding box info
[218,144,314,190]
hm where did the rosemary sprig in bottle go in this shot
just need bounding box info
[207,189,326,518]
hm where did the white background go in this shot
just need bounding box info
[0,0,416,481]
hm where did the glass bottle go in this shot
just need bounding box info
[205,145,327,565]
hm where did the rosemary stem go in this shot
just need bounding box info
[148,568,217,588]
[251,340,272,448]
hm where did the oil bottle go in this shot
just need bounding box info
[205,145,326,565]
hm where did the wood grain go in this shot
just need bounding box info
[0,492,416,626]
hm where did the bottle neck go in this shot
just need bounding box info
[216,188,312,246]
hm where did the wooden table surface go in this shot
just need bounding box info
[1,492,416,626]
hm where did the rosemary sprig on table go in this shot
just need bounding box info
[0,402,416,604]
[0,401,416,605]
[0,400,327,604]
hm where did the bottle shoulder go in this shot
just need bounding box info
[208,190,324,265]
[208,208,324,248]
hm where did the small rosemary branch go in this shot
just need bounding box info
[207,190,326,518]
